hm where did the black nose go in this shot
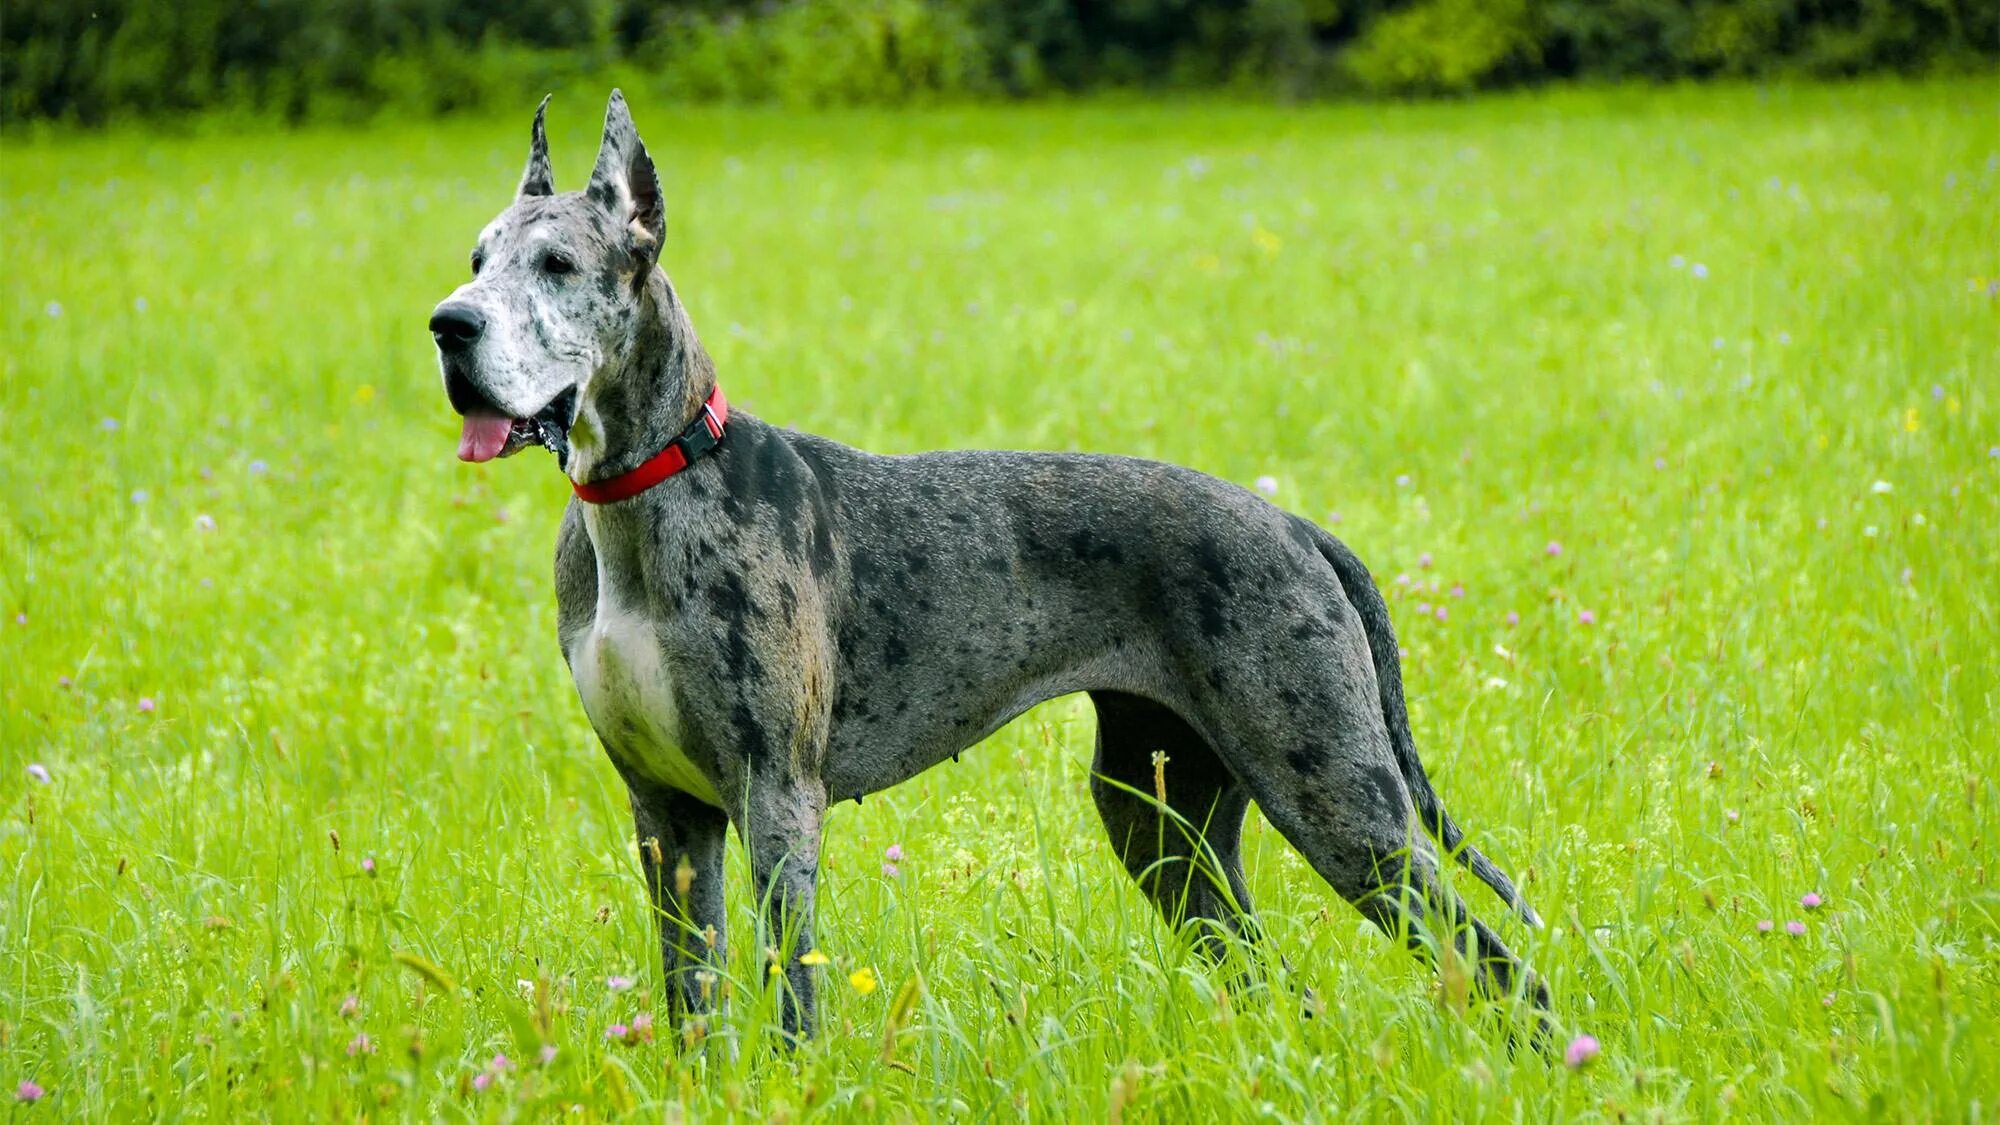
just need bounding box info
[429,302,485,353]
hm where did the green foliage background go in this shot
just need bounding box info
[4,0,1996,124]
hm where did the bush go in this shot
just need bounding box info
[1343,0,1539,93]
[648,0,987,106]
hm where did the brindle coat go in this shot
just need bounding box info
[430,92,1548,1039]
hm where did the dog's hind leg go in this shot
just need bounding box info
[624,774,730,1026]
[1241,750,1551,1019]
[1087,691,1267,965]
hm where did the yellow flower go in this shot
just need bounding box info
[1903,407,1920,433]
[354,383,376,406]
[1252,226,1282,255]
[848,967,878,995]
[1947,395,1960,416]
[800,949,830,967]
[1813,433,1828,451]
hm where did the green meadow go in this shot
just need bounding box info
[3,79,1997,1120]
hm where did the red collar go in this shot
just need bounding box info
[572,385,729,504]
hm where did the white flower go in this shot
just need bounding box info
[1253,475,1279,497]
[1871,481,1893,494]
[1863,526,1879,537]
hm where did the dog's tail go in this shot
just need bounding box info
[1310,524,1543,928]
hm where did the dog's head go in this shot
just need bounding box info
[430,91,664,463]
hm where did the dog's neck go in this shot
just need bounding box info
[566,269,717,488]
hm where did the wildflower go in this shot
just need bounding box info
[800,950,831,967]
[1563,1034,1600,1069]
[1670,255,1685,269]
[347,1032,375,1056]
[360,856,376,875]
[27,764,51,784]
[538,1044,557,1066]
[1756,919,1774,934]
[339,994,359,1019]
[1418,552,1433,569]
[1862,526,1878,538]
[1725,809,1739,823]
[195,514,216,531]
[606,975,634,992]
[1801,893,1822,909]
[472,1071,494,1092]
[849,967,879,995]
[130,489,149,504]
[1545,541,1563,557]
[1901,567,1913,585]
[1577,609,1595,625]
[883,862,901,878]
[1932,384,1945,401]
[1416,602,1431,616]
[138,697,156,713]
[1449,584,1464,598]
[1653,457,1666,470]
[249,460,268,475]
[16,1081,44,1103]
[57,676,70,688]
[885,843,904,862]
[1823,993,1835,1009]
[45,301,62,317]
[135,297,148,312]
[13,613,23,625]
[1903,408,1920,432]
[1395,474,1412,488]
[1434,606,1448,621]
[1785,921,1806,936]
[1505,611,1519,626]
[604,1023,628,1040]
[630,1013,653,1040]
[1871,481,1893,494]
[101,417,119,431]
[1691,263,1708,279]
[1253,475,1278,497]
[1777,331,1791,345]
[1395,573,1411,587]
[1326,511,1342,525]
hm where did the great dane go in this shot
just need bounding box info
[429,91,1548,1040]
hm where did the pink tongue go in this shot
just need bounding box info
[458,412,515,463]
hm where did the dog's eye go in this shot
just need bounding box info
[470,251,484,276]
[541,251,575,276]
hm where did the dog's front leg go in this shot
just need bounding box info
[626,777,729,1028]
[733,769,827,1042]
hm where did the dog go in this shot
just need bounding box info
[430,91,1548,1039]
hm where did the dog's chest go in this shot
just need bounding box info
[567,601,721,806]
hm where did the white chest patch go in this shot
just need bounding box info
[568,600,721,806]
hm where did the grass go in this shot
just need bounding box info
[3,78,1998,1120]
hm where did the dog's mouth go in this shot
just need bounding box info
[454,385,577,467]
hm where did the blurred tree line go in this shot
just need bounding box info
[4,0,1994,124]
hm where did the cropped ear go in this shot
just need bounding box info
[586,89,664,262]
[517,94,555,198]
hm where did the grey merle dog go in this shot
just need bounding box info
[430,91,1549,1040]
